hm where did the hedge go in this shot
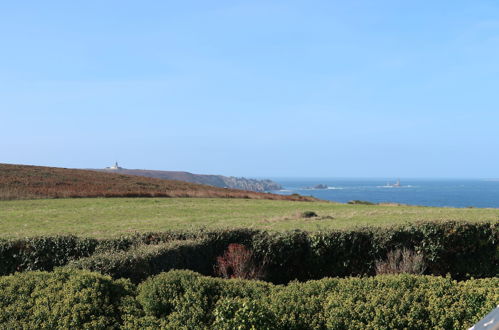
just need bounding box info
[0,268,135,329]
[252,221,499,282]
[0,229,256,276]
[67,239,215,283]
[134,270,499,329]
[0,235,98,275]
[1,222,497,282]
[0,269,497,329]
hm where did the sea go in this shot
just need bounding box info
[270,178,499,208]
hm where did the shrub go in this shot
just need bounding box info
[322,275,499,329]
[268,280,334,329]
[308,229,376,278]
[0,268,135,328]
[0,235,98,275]
[135,270,499,329]
[212,297,276,330]
[347,200,376,205]
[1,269,498,329]
[137,270,273,327]
[67,239,213,283]
[215,243,264,280]
[251,230,311,283]
[375,248,426,275]
[301,211,318,218]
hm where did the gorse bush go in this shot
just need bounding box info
[0,269,498,329]
[1,221,497,282]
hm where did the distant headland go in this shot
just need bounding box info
[97,162,282,193]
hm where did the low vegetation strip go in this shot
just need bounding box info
[2,221,497,281]
[0,163,314,201]
[0,268,497,329]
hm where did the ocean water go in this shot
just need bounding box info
[270,178,499,208]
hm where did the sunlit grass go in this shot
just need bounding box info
[0,197,497,238]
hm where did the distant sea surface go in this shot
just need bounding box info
[270,178,499,208]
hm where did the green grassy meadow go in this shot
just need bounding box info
[1,197,498,238]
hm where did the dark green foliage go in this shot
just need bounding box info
[0,268,135,329]
[252,230,311,283]
[301,211,318,218]
[0,235,98,275]
[68,240,214,283]
[347,200,376,205]
[371,221,499,279]
[309,229,376,278]
[1,222,497,282]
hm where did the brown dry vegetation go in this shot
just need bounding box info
[0,163,315,201]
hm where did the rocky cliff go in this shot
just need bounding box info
[95,168,282,192]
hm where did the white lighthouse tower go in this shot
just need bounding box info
[107,162,122,170]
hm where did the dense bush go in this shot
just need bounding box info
[0,235,98,275]
[0,268,135,328]
[67,229,260,283]
[135,270,499,329]
[67,239,214,283]
[0,269,497,329]
[0,229,255,277]
[1,222,497,282]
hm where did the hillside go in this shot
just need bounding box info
[0,164,312,201]
[96,167,282,192]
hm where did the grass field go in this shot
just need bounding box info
[1,197,498,238]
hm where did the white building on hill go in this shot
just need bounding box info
[106,162,122,170]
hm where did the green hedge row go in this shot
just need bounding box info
[67,239,213,283]
[66,229,259,283]
[0,230,219,275]
[1,222,497,282]
[0,229,256,277]
[0,236,98,274]
[1,269,497,329]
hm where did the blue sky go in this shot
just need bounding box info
[1,1,499,178]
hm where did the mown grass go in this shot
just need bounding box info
[1,198,498,238]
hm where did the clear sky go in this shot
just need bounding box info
[1,1,498,178]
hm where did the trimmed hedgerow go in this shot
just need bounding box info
[0,229,257,277]
[0,235,98,275]
[67,239,215,283]
[1,222,497,282]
